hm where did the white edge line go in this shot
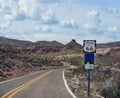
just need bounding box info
[63,70,77,98]
[0,71,40,85]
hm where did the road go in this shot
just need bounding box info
[0,69,72,98]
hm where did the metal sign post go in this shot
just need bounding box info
[88,69,90,96]
[83,40,96,97]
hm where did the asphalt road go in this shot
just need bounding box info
[0,69,72,98]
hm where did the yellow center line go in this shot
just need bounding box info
[1,79,34,98]
[1,71,53,98]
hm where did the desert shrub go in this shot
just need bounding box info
[100,76,120,98]
[64,56,84,66]
[21,63,33,68]
[0,64,3,69]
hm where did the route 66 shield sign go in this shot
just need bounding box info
[83,40,96,53]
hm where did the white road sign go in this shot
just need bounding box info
[85,62,94,70]
[83,40,96,53]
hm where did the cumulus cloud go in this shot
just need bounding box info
[87,10,100,19]
[103,8,119,14]
[0,3,12,14]
[18,0,59,24]
[107,26,118,33]
[19,0,41,20]
[13,10,26,20]
[38,0,72,4]
[4,9,26,21]
[35,25,52,32]
[0,0,27,21]
[39,0,61,3]
[0,0,59,24]
[84,10,102,34]
[41,10,59,24]
[83,23,97,31]
[83,23,103,35]
[60,20,79,29]
[83,34,113,43]
[87,10,101,25]
[0,21,11,29]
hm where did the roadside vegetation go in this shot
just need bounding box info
[64,54,120,98]
[0,51,63,82]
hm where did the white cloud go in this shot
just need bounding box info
[35,25,52,32]
[4,9,26,21]
[12,9,26,20]
[0,0,13,14]
[85,10,102,34]
[39,0,61,3]
[87,10,100,19]
[87,10,101,25]
[4,14,13,20]
[103,8,119,14]
[41,10,59,24]
[19,0,41,20]
[60,20,79,29]
[0,0,59,23]
[108,26,118,32]
[18,0,59,24]
[83,23,99,33]
[37,0,72,4]
[0,0,27,21]
[0,21,11,29]
[82,34,113,43]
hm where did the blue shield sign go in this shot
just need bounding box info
[85,53,94,64]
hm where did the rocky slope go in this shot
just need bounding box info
[62,39,83,53]
[106,48,120,57]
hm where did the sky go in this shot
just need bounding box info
[0,0,120,44]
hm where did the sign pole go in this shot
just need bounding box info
[83,40,96,97]
[88,69,90,97]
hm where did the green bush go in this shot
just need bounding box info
[100,77,120,98]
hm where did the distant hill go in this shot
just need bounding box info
[0,36,33,48]
[62,39,83,53]
[35,41,64,47]
[0,36,64,54]
[97,41,120,48]
[0,36,63,48]
[0,36,120,53]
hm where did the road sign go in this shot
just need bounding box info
[83,40,96,97]
[85,62,94,69]
[83,40,96,53]
[85,53,94,64]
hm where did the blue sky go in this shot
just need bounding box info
[0,0,120,44]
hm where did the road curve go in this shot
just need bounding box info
[0,69,72,98]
